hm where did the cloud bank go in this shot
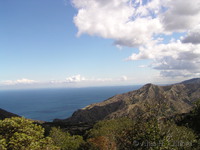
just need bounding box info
[0,75,129,89]
[72,0,200,78]
[2,78,37,85]
[65,75,128,83]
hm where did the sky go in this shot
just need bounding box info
[1,0,200,89]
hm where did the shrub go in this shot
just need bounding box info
[49,127,84,150]
[86,117,197,150]
[0,117,59,150]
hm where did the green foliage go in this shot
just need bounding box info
[176,99,200,135]
[0,136,7,150]
[81,136,116,150]
[87,118,133,139]
[192,100,200,114]
[160,122,197,150]
[86,118,134,149]
[49,127,84,150]
[191,100,200,133]
[86,117,197,150]
[0,117,59,150]
[1,99,199,150]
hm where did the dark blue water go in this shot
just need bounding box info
[0,85,141,121]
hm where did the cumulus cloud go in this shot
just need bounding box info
[127,42,200,77]
[72,0,200,41]
[160,0,200,32]
[65,75,86,83]
[182,25,200,44]
[71,0,200,78]
[2,78,37,85]
[72,0,163,47]
[72,0,200,47]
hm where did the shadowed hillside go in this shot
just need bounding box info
[55,78,200,124]
[0,108,19,120]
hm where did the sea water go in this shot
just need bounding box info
[0,85,141,121]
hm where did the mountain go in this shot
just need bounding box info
[54,78,200,124]
[180,78,200,84]
[0,108,19,120]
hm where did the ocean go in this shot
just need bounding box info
[0,85,141,122]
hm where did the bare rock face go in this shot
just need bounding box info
[0,108,19,120]
[55,78,200,124]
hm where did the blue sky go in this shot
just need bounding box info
[1,0,200,89]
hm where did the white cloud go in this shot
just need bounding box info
[127,42,200,77]
[0,75,132,89]
[90,76,129,82]
[65,75,129,83]
[160,0,200,32]
[95,78,113,82]
[120,76,128,81]
[72,0,163,47]
[160,70,194,78]
[182,25,200,44]
[128,42,200,60]
[65,74,86,83]
[2,78,37,85]
[72,0,200,78]
[72,0,200,44]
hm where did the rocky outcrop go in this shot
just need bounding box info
[55,78,200,124]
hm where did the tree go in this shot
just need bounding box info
[86,118,133,150]
[0,136,7,150]
[49,127,84,150]
[85,136,116,150]
[0,117,59,150]
[86,117,197,150]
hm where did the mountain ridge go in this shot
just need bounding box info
[55,78,200,123]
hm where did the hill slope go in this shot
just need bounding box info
[55,78,200,123]
[0,108,19,120]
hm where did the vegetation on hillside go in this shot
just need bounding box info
[49,127,84,150]
[0,100,200,150]
[0,117,59,150]
[82,118,197,150]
